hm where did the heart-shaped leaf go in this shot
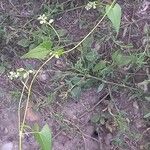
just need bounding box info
[106,3,122,33]
[33,124,52,150]
[22,40,52,60]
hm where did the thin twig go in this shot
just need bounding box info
[18,77,29,150]
[64,71,138,91]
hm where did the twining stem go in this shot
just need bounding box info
[19,1,116,149]
[18,78,29,150]
[19,55,54,149]
[64,1,116,54]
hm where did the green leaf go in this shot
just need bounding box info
[34,124,52,150]
[17,39,31,48]
[71,77,82,85]
[74,59,84,71]
[131,54,146,66]
[145,97,150,102]
[82,35,94,54]
[0,65,5,74]
[112,51,131,66]
[93,61,106,72]
[71,86,81,98]
[106,3,122,33]
[85,51,98,62]
[82,36,93,49]
[144,112,150,119]
[22,40,52,60]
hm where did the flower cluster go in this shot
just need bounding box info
[85,2,97,10]
[8,68,35,80]
[37,14,54,25]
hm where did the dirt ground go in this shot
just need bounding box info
[0,0,150,150]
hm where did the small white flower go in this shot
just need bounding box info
[38,14,47,24]
[8,71,19,80]
[85,2,97,10]
[85,4,92,10]
[17,68,24,72]
[38,14,47,20]
[8,76,13,80]
[49,19,54,24]
[55,54,59,59]
[16,72,20,76]
[8,74,13,80]
[23,72,29,79]
[92,2,97,9]
[39,20,46,24]
[37,15,42,20]
[14,74,19,78]
[28,70,33,73]
[8,68,35,80]
[9,71,14,75]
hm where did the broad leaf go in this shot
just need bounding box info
[112,51,131,66]
[71,86,81,98]
[85,51,98,62]
[106,3,122,33]
[71,76,81,85]
[82,35,94,54]
[145,97,150,102]
[22,41,52,59]
[82,36,93,49]
[0,65,5,74]
[93,61,106,72]
[34,124,52,150]
[144,112,150,119]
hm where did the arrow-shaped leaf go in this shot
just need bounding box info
[106,3,122,33]
[34,124,52,150]
[22,40,52,60]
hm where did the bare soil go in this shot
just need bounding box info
[0,0,150,150]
